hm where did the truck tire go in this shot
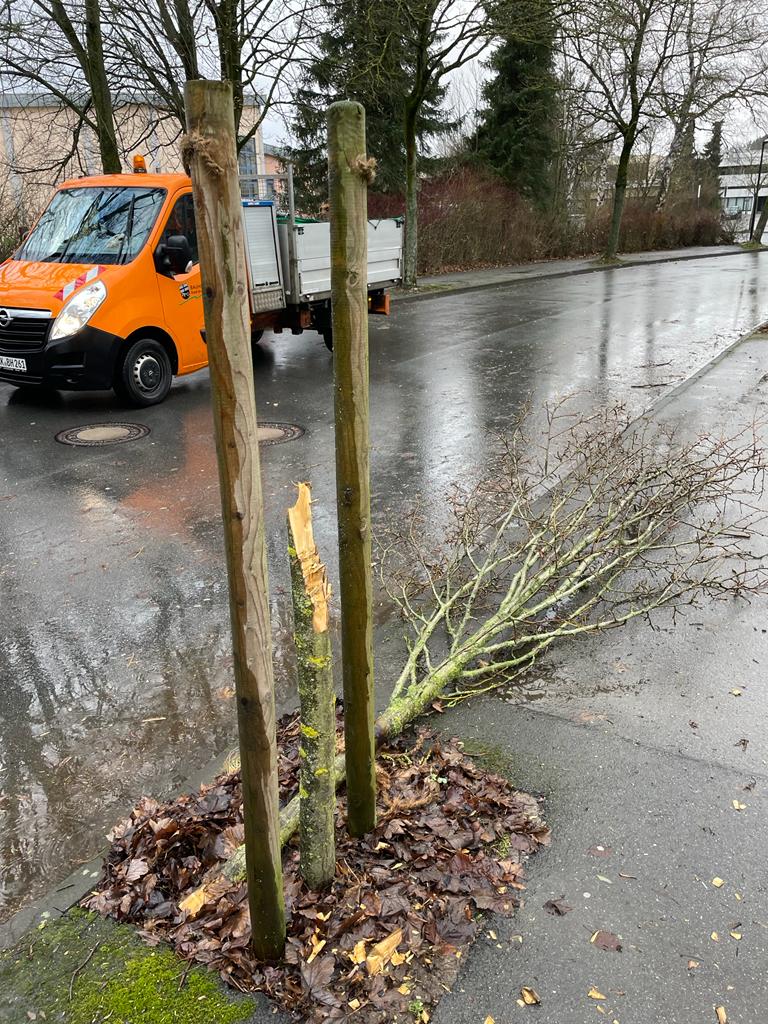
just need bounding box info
[114,338,172,407]
[322,327,333,352]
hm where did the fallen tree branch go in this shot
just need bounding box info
[192,403,768,892]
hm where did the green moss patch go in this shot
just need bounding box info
[0,909,257,1024]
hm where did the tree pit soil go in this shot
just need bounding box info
[83,717,550,1022]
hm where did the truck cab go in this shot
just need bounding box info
[0,165,401,406]
[0,172,207,405]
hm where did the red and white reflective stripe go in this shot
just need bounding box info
[54,265,106,302]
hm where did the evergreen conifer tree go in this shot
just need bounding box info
[474,0,558,207]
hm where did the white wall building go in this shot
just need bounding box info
[719,146,768,236]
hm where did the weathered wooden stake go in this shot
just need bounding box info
[184,80,285,960]
[327,100,377,837]
[288,483,337,889]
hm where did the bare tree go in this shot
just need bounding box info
[1,0,120,173]
[655,0,768,210]
[560,0,688,260]
[106,0,314,148]
[387,0,521,288]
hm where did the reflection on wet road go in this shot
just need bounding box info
[1,253,767,923]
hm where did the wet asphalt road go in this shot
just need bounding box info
[1,251,768,933]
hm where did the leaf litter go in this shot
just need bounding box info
[83,721,549,1022]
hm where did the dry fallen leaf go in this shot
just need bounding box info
[732,800,746,811]
[588,988,607,1000]
[711,932,720,942]
[716,1007,727,1024]
[729,931,742,940]
[618,872,637,880]
[712,877,725,888]
[348,998,361,1011]
[544,897,573,917]
[591,930,622,952]
[729,688,742,696]
[687,959,700,969]
[521,987,540,1005]
[484,1017,496,1024]
[366,927,403,976]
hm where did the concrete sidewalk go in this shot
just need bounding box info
[432,326,768,1024]
[398,243,762,301]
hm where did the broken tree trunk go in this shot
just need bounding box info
[183,79,285,960]
[327,100,377,837]
[288,483,336,890]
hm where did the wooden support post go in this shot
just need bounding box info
[327,100,377,836]
[288,483,337,889]
[183,80,285,960]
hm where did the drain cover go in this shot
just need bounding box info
[55,422,151,446]
[257,422,305,446]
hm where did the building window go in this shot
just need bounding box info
[238,138,258,178]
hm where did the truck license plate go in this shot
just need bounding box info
[0,356,26,372]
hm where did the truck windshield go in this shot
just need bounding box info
[17,186,166,265]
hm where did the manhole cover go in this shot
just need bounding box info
[257,422,305,446]
[55,422,151,446]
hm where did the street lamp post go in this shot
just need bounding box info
[748,136,768,240]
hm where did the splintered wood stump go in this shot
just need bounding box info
[288,483,336,889]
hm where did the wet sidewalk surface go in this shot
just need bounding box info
[1,250,768,1020]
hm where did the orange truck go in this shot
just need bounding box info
[0,161,401,405]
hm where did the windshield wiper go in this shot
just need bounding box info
[118,193,137,264]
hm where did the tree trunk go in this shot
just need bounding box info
[83,0,120,173]
[604,134,634,260]
[287,483,336,890]
[327,100,377,837]
[402,101,419,288]
[752,199,768,244]
[184,80,285,961]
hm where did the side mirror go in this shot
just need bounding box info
[166,234,193,274]
[154,235,193,276]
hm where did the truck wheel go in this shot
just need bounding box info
[115,338,172,407]
[322,328,333,352]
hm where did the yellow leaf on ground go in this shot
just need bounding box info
[735,893,742,901]
[688,960,700,969]
[716,1007,727,1024]
[399,985,411,996]
[348,998,360,1011]
[711,932,720,941]
[179,886,210,919]
[307,935,326,964]
[730,688,742,696]
[712,877,725,888]
[732,800,746,811]
[588,988,607,1000]
[729,931,742,940]
[521,987,540,1005]
[350,939,367,965]
[484,1017,496,1024]
[366,927,403,976]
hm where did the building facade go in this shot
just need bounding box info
[0,92,265,218]
[719,147,768,236]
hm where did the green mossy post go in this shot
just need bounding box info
[327,100,377,836]
[184,79,285,961]
[288,482,337,889]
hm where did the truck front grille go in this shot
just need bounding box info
[0,309,51,352]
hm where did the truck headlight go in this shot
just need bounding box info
[50,280,107,340]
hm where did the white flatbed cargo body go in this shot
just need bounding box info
[237,168,401,349]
